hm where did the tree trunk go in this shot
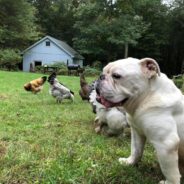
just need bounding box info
[124,43,128,58]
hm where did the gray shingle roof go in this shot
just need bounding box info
[22,35,84,60]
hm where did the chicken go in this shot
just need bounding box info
[89,83,129,136]
[48,72,74,103]
[24,76,47,94]
[79,73,95,101]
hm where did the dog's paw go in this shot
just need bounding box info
[118,157,135,165]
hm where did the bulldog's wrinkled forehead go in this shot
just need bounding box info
[103,57,140,74]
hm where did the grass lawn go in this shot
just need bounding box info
[0,70,179,184]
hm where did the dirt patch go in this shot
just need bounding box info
[0,141,7,157]
[0,94,9,100]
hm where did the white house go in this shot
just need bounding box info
[22,35,84,72]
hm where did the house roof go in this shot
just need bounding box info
[22,35,84,60]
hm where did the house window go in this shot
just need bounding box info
[46,41,50,46]
[35,61,42,66]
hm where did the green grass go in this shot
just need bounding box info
[0,70,179,184]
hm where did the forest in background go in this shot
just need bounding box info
[0,0,184,76]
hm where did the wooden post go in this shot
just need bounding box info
[124,43,128,58]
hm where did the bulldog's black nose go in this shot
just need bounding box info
[100,74,105,80]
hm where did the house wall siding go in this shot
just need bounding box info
[23,39,74,72]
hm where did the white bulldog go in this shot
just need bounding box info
[96,57,184,184]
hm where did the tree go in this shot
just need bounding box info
[73,0,148,64]
[0,0,40,49]
[164,0,184,75]
[130,0,170,63]
[107,14,148,58]
[29,0,76,44]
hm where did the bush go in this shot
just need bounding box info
[84,66,101,76]
[50,62,67,69]
[57,68,68,75]
[35,65,43,73]
[173,75,183,89]
[34,62,68,74]
[92,60,102,70]
[0,49,21,71]
[174,79,183,89]
[50,62,68,75]
[34,62,101,77]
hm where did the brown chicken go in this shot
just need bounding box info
[79,73,94,101]
[24,76,47,94]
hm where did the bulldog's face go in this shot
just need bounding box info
[96,57,160,109]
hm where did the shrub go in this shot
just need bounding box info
[57,68,68,75]
[35,65,43,73]
[172,75,183,89]
[34,62,101,77]
[34,62,68,74]
[50,62,67,69]
[92,60,102,70]
[50,62,68,75]
[0,49,21,71]
[84,66,101,77]
[175,79,183,89]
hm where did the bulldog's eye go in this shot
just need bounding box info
[112,73,121,79]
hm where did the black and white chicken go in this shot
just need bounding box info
[89,82,129,136]
[48,72,74,103]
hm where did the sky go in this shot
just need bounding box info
[162,0,174,5]
[109,0,174,5]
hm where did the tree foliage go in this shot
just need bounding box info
[0,0,40,48]
[28,0,76,44]
[0,0,40,69]
[73,0,148,62]
[0,0,184,75]
[165,0,184,75]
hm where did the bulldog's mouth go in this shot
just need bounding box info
[96,95,128,108]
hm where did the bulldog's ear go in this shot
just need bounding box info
[140,58,160,78]
[103,62,114,73]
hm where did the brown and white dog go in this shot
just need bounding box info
[24,76,47,94]
[96,57,184,184]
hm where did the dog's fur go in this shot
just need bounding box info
[97,57,184,184]
[24,76,47,94]
[48,72,74,103]
[89,89,128,136]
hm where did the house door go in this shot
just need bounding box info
[34,61,42,67]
